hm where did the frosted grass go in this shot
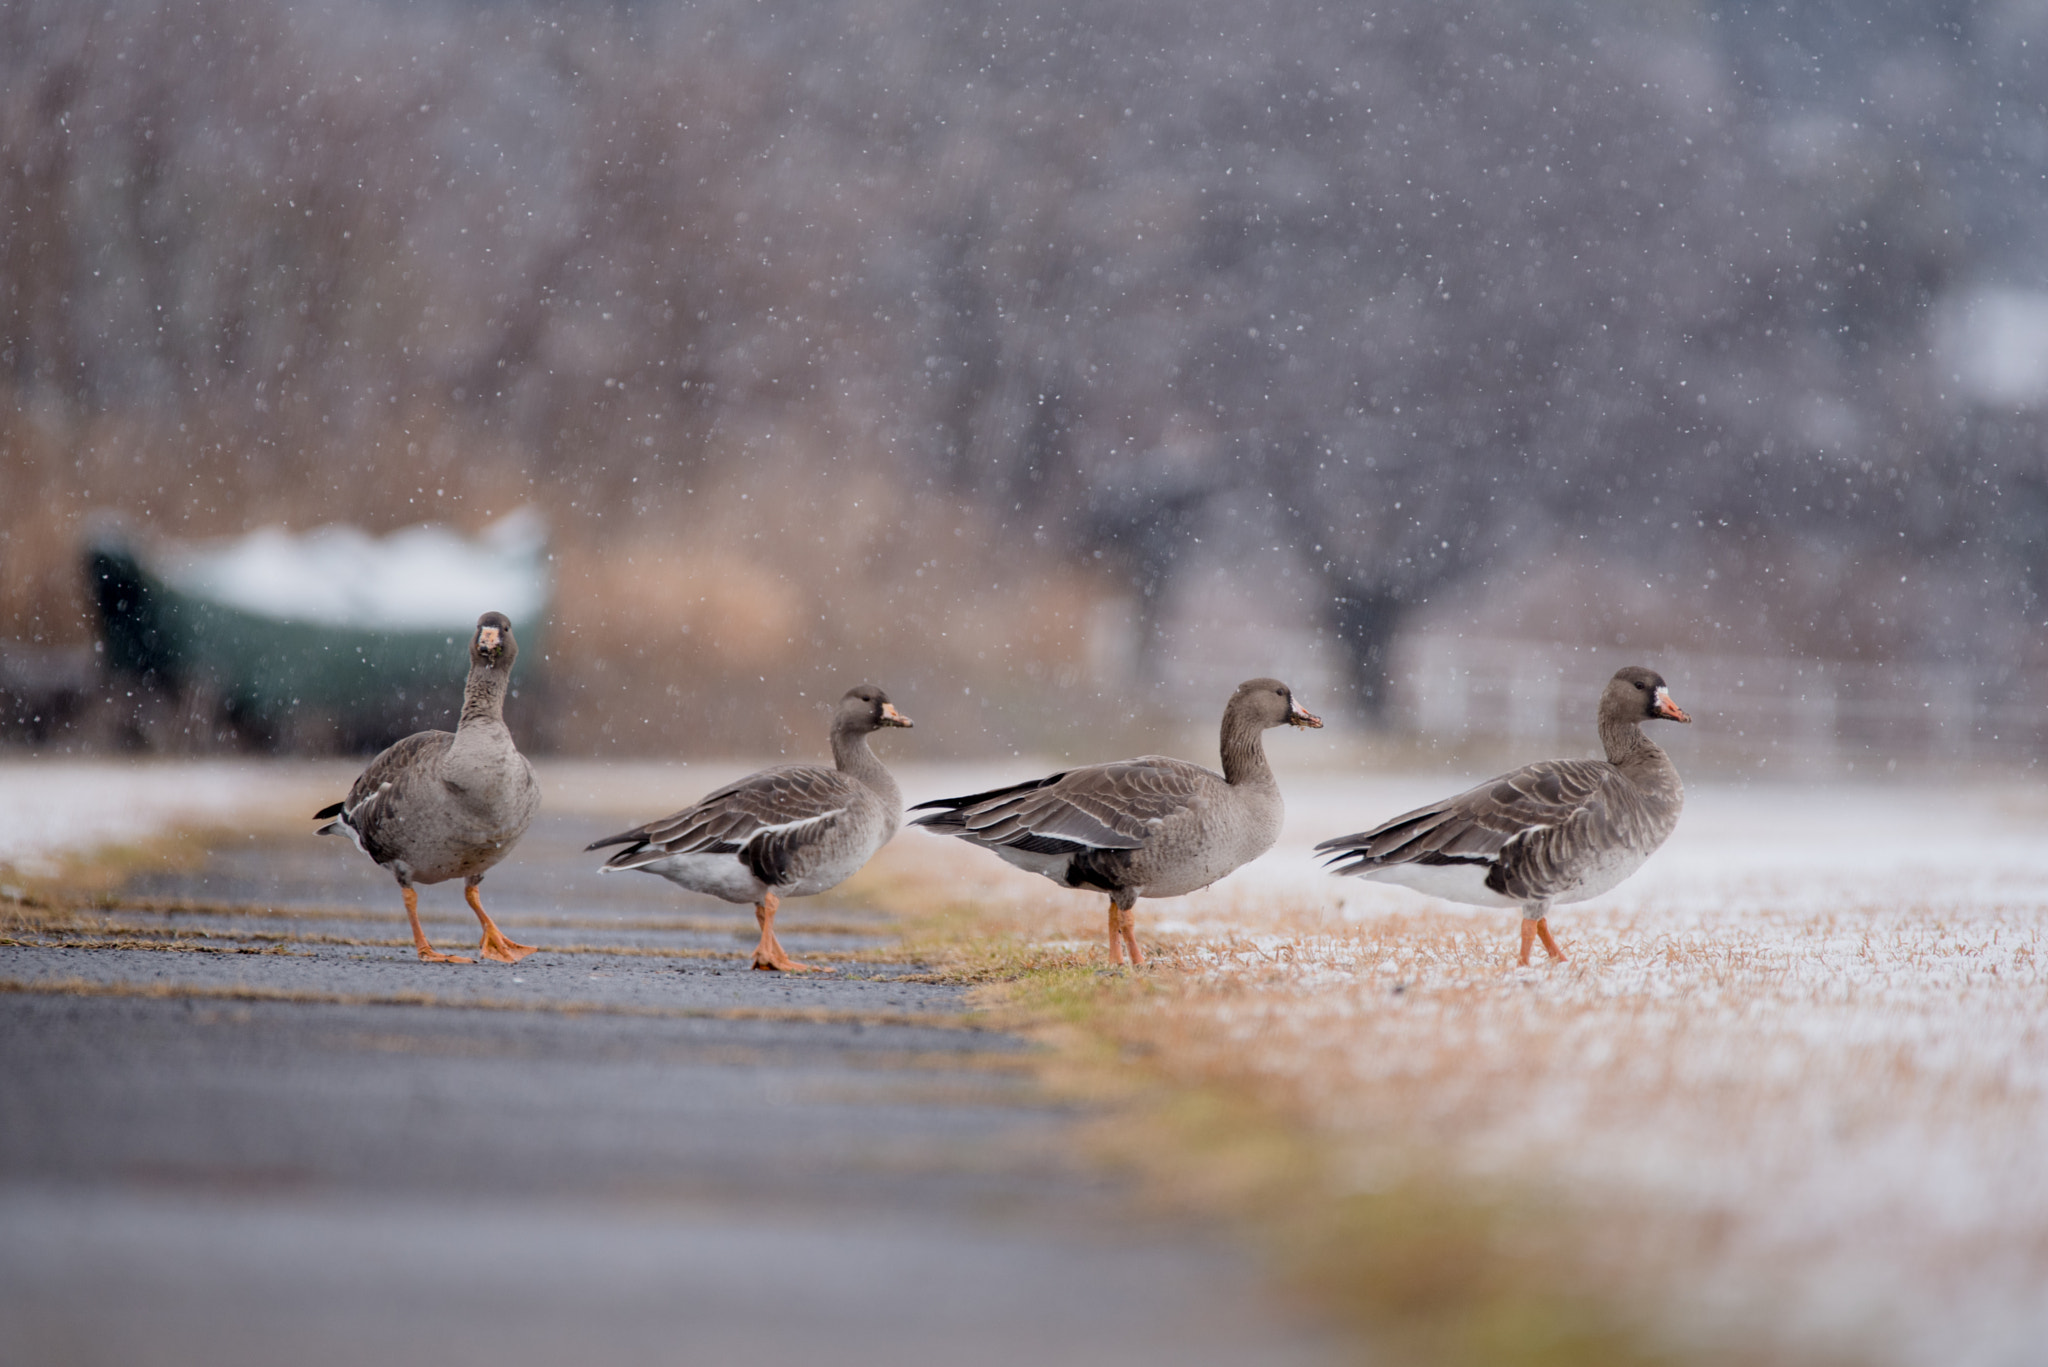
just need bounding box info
[1126,778,2048,1367]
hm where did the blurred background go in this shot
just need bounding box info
[2,0,2044,771]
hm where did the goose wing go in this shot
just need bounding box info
[911,756,1214,857]
[587,764,861,883]
[1316,758,1623,880]
[314,731,452,865]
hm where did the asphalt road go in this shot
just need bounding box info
[0,814,1340,1367]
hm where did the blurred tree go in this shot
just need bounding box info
[3,0,2046,740]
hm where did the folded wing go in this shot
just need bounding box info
[1316,758,1625,899]
[911,757,1212,857]
[587,764,858,886]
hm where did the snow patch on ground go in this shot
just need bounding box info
[0,762,344,876]
[886,768,2048,1364]
[1134,777,2048,1367]
[6,758,2043,1363]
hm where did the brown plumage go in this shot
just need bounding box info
[314,611,541,964]
[912,678,1323,966]
[585,686,913,972]
[1317,665,1690,965]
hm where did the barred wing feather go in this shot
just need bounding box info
[1317,758,1623,873]
[589,765,858,873]
[912,757,1215,855]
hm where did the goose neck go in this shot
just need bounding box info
[1220,718,1275,788]
[832,727,900,803]
[458,662,511,729]
[1599,717,1662,769]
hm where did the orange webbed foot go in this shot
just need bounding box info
[749,892,833,972]
[477,933,538,965]
[751,948,836,974]
[465,885,538,964]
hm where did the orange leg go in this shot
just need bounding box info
[465,884,537,964]
[1518,914,1568,966]
[751,890,832,973]
[404,886,473,964]
[1107,898,1145,968]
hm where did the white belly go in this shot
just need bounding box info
[1366,844,1654,911]
[984,843,1082,884]
[630,852,766,904]
[1364,862,1518,908]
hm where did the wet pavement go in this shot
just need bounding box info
[0,814,1340,1367]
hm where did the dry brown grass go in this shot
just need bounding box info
[985,895,2048,1367]
[3,392,1122,755]
[537,464,1108,755]
[0,825,219,908]
[861,798,2048,1367]
[839,838,1675,1363]
[11,761,2038,1365]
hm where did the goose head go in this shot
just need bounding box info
[836,684,914,733]
[471,612,518,670]
[1229,678,1324,731]
[1603,666,1690,726]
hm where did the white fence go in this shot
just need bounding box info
[1093,567,2039,773]
[1394,635,2042,774]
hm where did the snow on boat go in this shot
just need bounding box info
[87,510,550,747]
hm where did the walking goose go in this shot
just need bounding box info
[911,678,1323,966]
[586,686,913,972]
[1317,665,1690,965]
[315,611,542,964]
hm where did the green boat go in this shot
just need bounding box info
[87,511,550,748]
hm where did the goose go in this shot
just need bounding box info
[911,679,1323,966]
[585,686,913,972]
[1316,665,1690,965]
[314,611,542,964]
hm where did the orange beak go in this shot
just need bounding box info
[477,626,502,651]
[1652,686,1691,723]
[880,702,914,728]
[1289,699,1324,729]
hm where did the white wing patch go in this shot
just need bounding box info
[744,807,850,843]
[321,782,392,857]
[348,783,393,823]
